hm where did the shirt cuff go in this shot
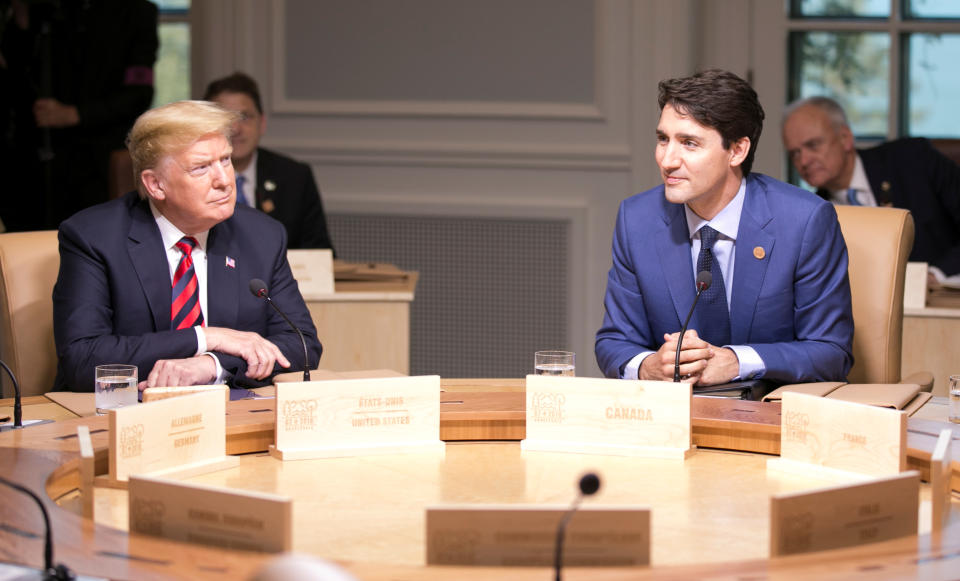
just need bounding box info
[194,326,207,355]
[622,351,655,380]
[200,352,229,384]
[727,345,764,380]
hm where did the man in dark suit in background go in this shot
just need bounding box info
[203,72,335,251]
[0,0,158,231]
[782,96,960,278]
[53,100,322,392]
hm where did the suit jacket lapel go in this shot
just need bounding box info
[207,221,239,328]
[730,177,774,343]
[655,200,695,328]
[127,199,172,331]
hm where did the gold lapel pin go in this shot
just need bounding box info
[261,199,276,213]
[753,246,765,260]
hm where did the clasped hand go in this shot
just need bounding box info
[139,328,289,390]
[639,330,739,385]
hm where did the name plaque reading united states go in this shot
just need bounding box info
[768,392,906,479]
[270,375,445,460]
[103,388,238,489]
[521,376,694,459]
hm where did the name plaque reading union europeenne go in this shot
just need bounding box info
[103,389,238,489]
[129,474,292,553]
[521,376,694,459]
[768,392,906,479]
[270,375,445,460]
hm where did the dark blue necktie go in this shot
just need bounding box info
[696,225,731,346]
[846,188,860,206]
[235,175,247,208]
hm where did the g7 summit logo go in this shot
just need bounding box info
[530,392,565,424]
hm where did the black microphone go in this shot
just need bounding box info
[554,472,601,581]
[0,360,23,431]
[674,270,711,382]
[0,476,75,580]
[248,278,311,381]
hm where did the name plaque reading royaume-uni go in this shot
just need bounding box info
[521,376,694,459]
[102,389,238,489]
[770,471,920,557]
[426,506,650,567]
[269,375,445,460]
[129,474,292,553]
[767,392,906,479]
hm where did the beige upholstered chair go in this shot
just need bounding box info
[835,205,933,390]
[0,231,60,397]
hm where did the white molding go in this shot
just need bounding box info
[270,1,618,122]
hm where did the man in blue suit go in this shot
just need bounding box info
[53,100,322,392]
[595,70,853,385]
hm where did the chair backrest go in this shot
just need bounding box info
[835,206,914,384]
[0,231,60,397]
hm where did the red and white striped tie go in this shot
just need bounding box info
[171,236,204,329]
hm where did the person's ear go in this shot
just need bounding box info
[729,136,750,167]
[141,169,165,201]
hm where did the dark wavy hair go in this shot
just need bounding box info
[203,71,263,114]
[657,69,765,175]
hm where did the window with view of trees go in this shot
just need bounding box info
[150,0,190,107]
[788,0,960,140]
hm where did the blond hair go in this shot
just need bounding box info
[126,100,239,196]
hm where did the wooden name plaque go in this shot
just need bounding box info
[102,389,238,488]
[270,375,445,460]
[930,429,954,533]
[129,475,292,553]
[768,392,906,478]
[426,505,650,566]
[288,248,334,296]
[770,471,920,557]
[521,376,694,458]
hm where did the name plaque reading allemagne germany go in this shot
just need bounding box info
[521,376,694,459]
[104,388,238,488]
[270,375,445,460]
[768,392,906,478]
[129,474,292,553]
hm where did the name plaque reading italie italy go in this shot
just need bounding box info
[768,392,906,479]
[521,376,694,459]
[270,375,445,460]
[426,505,650,566]
[129,475,292,553]
[770,471,919,557]
[102,389,238,488]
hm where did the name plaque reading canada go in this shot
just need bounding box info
[521,376,694,459]
[270,375,445,460]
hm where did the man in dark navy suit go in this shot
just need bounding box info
[783,96,960,278]
[53,100,322,392]
[203,72,335,252]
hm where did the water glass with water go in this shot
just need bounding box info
[534,351,575,377]
[95,364,138,415]
[950,375,960,424]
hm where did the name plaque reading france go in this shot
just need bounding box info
[129,474,292,553]
[521,376,694,459]
[426,505,650,566]
[104,388,238,488]
[270,375,444,460]
[768,392,906,478]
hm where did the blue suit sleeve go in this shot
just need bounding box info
[595,202,657,378]
[749,202,854,382]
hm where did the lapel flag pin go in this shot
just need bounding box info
[226,256,236,269]
[753,246,765,260]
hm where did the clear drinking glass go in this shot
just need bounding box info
[95,364,138,414]
[949,375,960,424]
[534,351,575,377]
